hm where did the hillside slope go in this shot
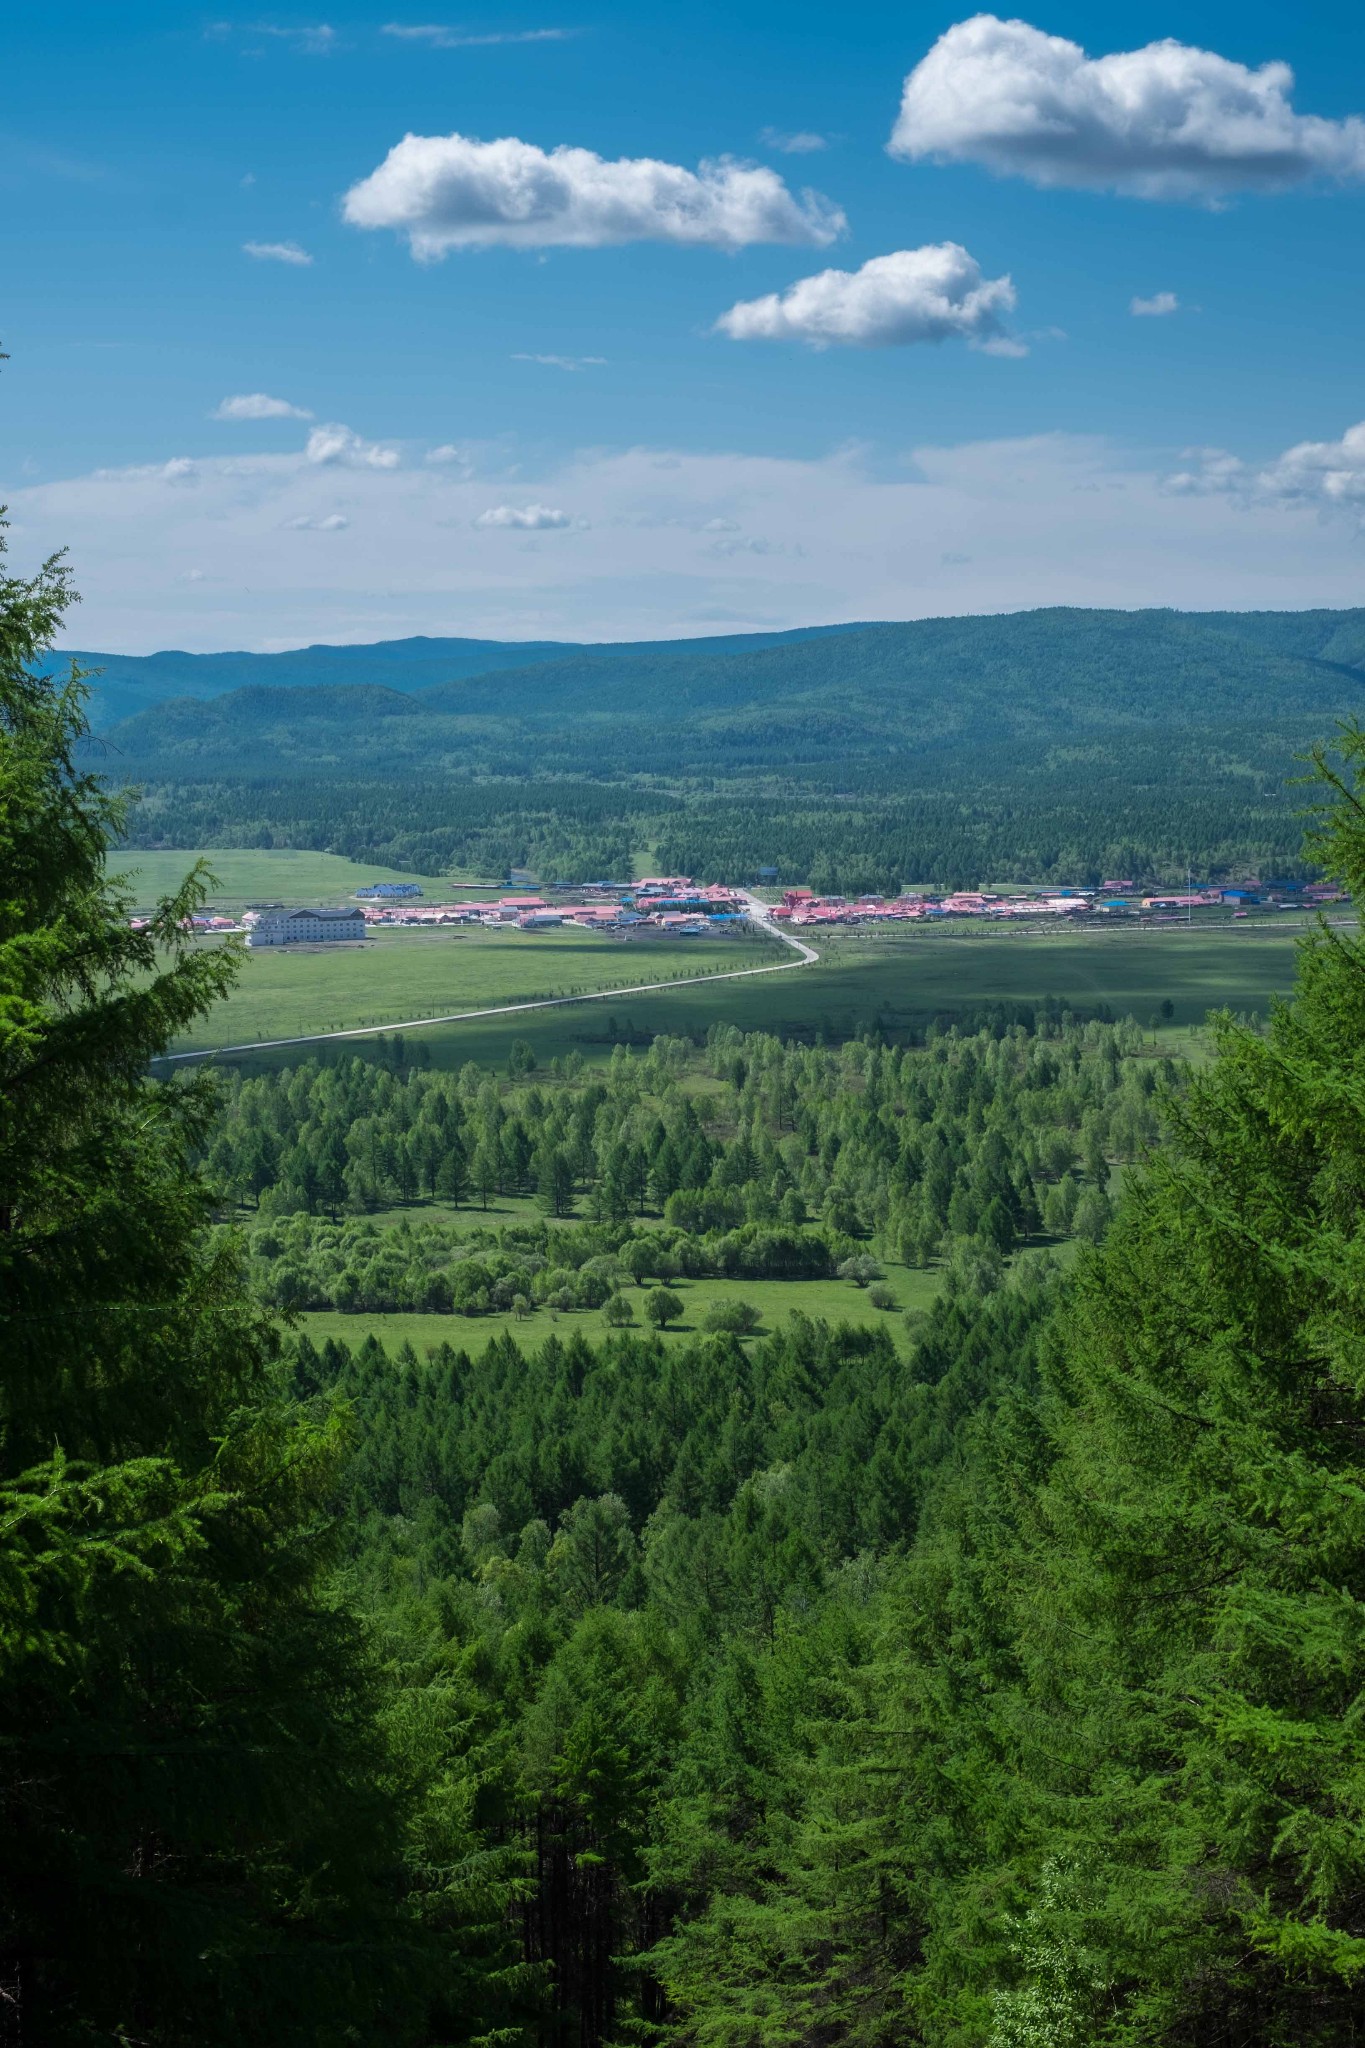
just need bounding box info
[65,622,867,729]
[93,605,1365,888]
[96,607,1365,783]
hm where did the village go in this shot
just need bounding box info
[152,870,1347,948]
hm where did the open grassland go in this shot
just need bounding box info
[117,846,462,912]
[167,921,779,1053]
[294,1264,943,1360]
[228,918,1307,1073]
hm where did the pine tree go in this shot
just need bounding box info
[0,523,511,2044]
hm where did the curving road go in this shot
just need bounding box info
[158,901,819,1063]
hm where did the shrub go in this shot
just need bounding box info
[837,1254,884,1289]
[867,1283,897,1311]
[701,1299,762,1336]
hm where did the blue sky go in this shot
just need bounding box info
[6,0,1365,649]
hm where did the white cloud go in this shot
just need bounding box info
[425,443,473,470]
[890,14,1365,201]
[381,22,573,47]
[208,20,338,53]
[342,133,845,255]
[1131,291,1180,317]
[21,430,1365,653]
[760,127,828,154]
[512,352,607,369]
[286,511,350,530]
[305,423,400,469]
[213,392,314,420]
[90,456,195,483]
[715,244,1016,350]
[1167,419,1365,515]
[243,239,313,265]
[249,21,337,53]
[474,503,572,529]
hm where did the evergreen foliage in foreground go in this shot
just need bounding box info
[0,525,527,2046]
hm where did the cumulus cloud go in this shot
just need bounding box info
[425,443,474,470]
[760,127,828,154]
[305,423,400,469]
[1131,291,1179,317]
[381,22,573,46]
[1167,419,1365,515]
[512,351,607,369]
[715,244,1016,350]
[342,132,845,255]
[474,503,572,529]
[244,239,313,265]
[890,14,1365,201]
[213,391,314,420]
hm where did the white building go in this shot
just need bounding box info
[246,906,367,948]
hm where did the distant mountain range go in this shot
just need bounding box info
[78,605,1365,786]
[77,606,1365,888]
[64,623,866,732]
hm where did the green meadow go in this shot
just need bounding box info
[253,918,1310,1072]
[294,1264,945,1361]
[167,920,780,1053]
[117,846,464,912]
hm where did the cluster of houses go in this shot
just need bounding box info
[769,878,1344,928]
[335,876,748,940]
[146,870,1346,951]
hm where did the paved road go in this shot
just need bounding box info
[158,904,819,1063]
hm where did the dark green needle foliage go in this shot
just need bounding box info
[0,524,524,2047]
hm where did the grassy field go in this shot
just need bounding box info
[222,918,1308,1072]
[294,1264,942,1359]
[117,847,464,912]
[167,920,781,1053]
[157,871,1330,1069]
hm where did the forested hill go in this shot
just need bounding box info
[91,605,1365,769]
[90,605,1365,887]
[67,621,867,730]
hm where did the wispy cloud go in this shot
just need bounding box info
[285,511,350,530]
[26,432,1365,649]
[759,127,828,154]
[0,136,109,184]
[381,21,575,47]
[343,132,845,254]
[512,352,607,370]
[213,392,314,420]
[1131,291,1180,317]
[207,20,337,54]
[243,239,314,265]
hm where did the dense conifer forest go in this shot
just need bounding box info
[9,529,1365,2045]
